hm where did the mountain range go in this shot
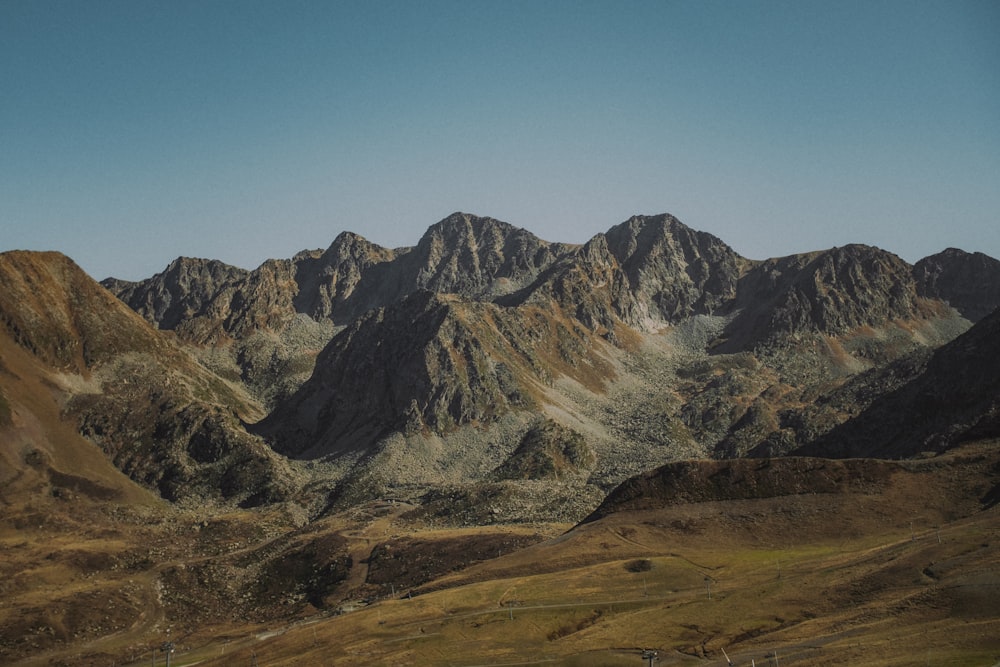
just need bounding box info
[2,212,998,518]
[3,211,1000,665]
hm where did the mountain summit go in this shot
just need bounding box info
[84,212,1000,510]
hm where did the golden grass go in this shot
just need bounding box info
[173,500,999,667]
[6,442,998,667]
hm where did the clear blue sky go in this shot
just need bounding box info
[3,0,998,280]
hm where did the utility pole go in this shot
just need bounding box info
[162,641,174,667]
[506,588,517,620]
[641,649,658,666]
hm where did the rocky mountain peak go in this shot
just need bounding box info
[424,211,513,239]
[508,214,748,333]
[914,247,1000,321]
[292,230,400,321]
[256,289,537,458]
[404,212,562,299]
[797,244,919,325]
[603,213,747,321]
[721,244,926,349]
[102,256,251,338]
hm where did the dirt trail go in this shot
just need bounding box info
[333,502,414,601]
[341,532,378,596]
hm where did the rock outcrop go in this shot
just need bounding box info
[720,244,930,350]
[256,289,613,459]
[602,214,746,323]
[506,214,747,333]
[914,247,1000,322]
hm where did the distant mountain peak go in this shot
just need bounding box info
[914,247,1000,321]
[86,212,1000,497]
[717,243,927,350]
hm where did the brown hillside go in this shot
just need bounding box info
[168,443,1000,667]
[0,250,299,507]
[0,251,171,371]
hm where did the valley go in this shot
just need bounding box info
[6,443,997,666]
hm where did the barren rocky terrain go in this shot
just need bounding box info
[2,211,999,665]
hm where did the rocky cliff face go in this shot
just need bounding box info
[256,289,612,460]
[914,247,1000,322]
[71,211,1000,508]
[102,256,302,344]
[602,214,746,323]
[720,244,929,350]
[105,256,251,339]
[402,212,569,299]
[292,231,400,323]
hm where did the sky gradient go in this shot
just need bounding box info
[3,0,999,281]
